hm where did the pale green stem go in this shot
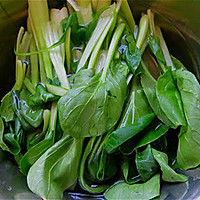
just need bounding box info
[38,109,51,140]
[46,83,68,96]
[120,0,135,33]
[101,23,125,82]
[136,14,149,50]
[67,0,93,25]
[46,22,70,89]
[155,26,175,70]
[76,11,112,72]
[88,15,114,69]
[147,9,156,36]
[30,39,39,87]
[13,60,26,91]
[23,77,35,94]
[92,0,111,13]
[66,28,71,74]
[49,102,58,131]
[28,0,53,80]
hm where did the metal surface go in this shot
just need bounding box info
[1,0,200,199]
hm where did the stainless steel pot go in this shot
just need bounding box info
[0,1,200,199]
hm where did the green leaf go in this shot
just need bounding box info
[15,117,24,146]
[175,69,200,170]
[27,135,83,200]
[104,174,160,200]
[120,155,142,184]
[0,118,20,155]
[132,76,154,122]
[87,136,103,180]
[0,92,15,122]
[69,69,94,88]
[58,65,127,138]
[136,144,159,181]
[152,148,187,182]
[29,84,59,107]
[46,83,68,96]
[70,13,98,45]
[12,90,43,131]
[119,118,168,155]
[87,135,117,182]
[80,137,109,193]
[125,34,141,74]
[149,36,166,66]
[156,69,186,128]
[171,55,186,70]
[3,133,21,155]
[104,113,155,154]
[141,67,175,128]
[20,130,55,175]
[133,119,169,151]
[118,74,153,128]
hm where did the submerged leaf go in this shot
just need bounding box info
[104,174,160,200]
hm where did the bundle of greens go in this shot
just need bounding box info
[1,0,200,199]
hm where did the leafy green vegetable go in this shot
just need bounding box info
[125,34,141,74]
[171,55,186,70]
[20,130,55,175]
[156,69,186,128]
[27,135,83,200]
[1,0,197,199]
[80,137,109,193]
[58,24,127,138]
[12,90,43,130]
[46,83,68,96]
[0,92,14,122]
[119,118,169,155]
[3,133,21,155]
[20,102,57,175]
[27,109,50,148]
[141,62,175,128]
[133,119,169,150]
[87,135,117,182]
[104,174,160,200]
[136,144,158,181]
[148,35,166,66]
[152,148,187,182]
[77,7,117,71]
[29,84,58,106]
[118,74,153,128]
[104,113,155,154]
[0,118,20,155]
[176,69,200,170]
[120,155,142,184]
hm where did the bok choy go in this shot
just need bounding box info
[1,0,200,200]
